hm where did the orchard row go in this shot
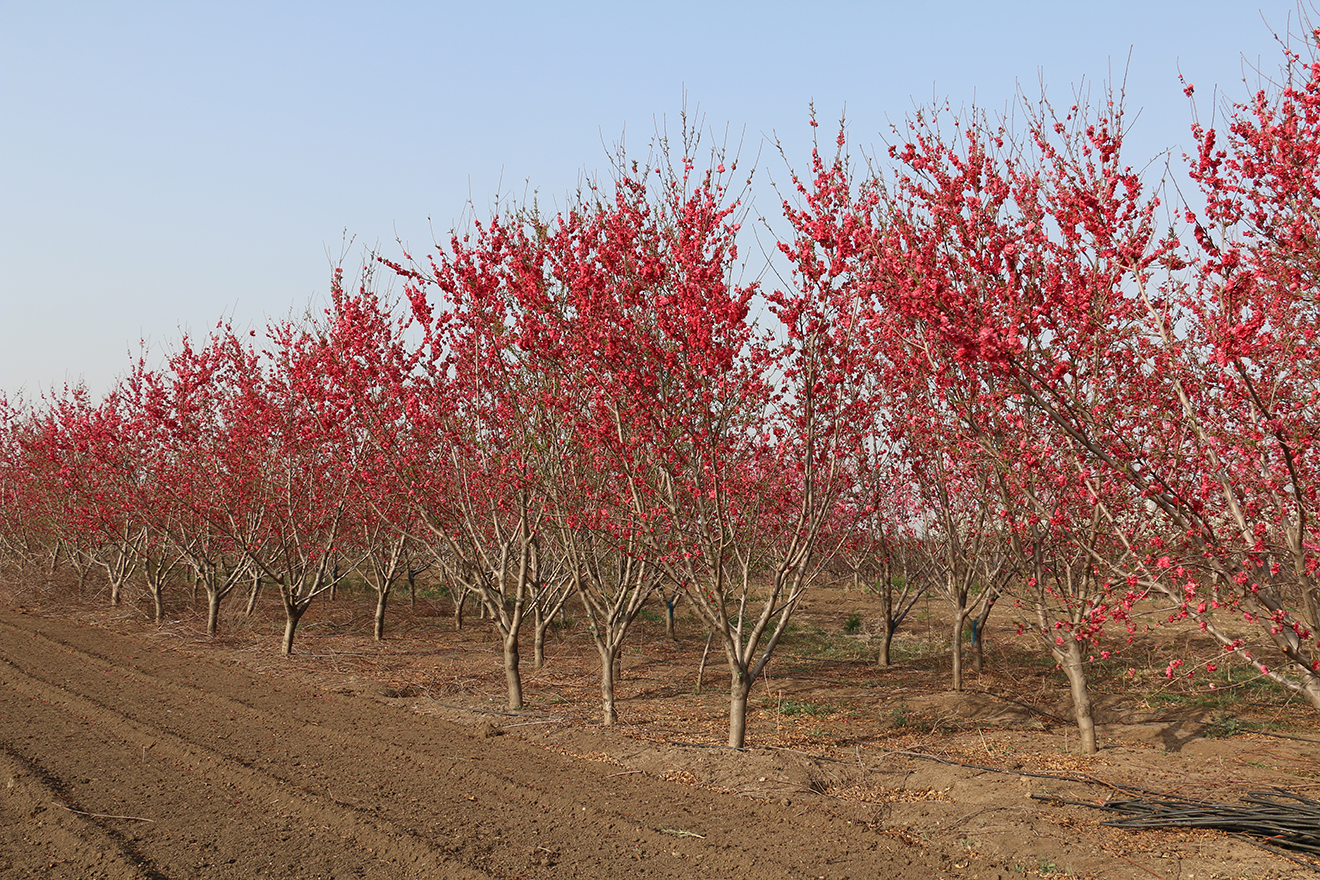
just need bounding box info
[4,32,1320,753]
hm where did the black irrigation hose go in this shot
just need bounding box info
[1153,717,1320,745]
[1034,788,1320,870]
[881,747,1169,797]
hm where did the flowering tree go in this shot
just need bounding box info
[1165,22,1320,702]
[391,212,569,710]
[0,395,61,575]
[863,91,1174,749]
[212,321,356,655]
[552,130,877,748]
[319,271,421,641]
[124,336,250,636]
[29,388,144,607]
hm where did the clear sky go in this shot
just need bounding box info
[0,1,1307,397]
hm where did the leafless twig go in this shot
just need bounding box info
[52,802,154,823]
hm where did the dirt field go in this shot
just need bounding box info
[2,581,1318,879]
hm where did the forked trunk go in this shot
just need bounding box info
[1295,667,1320,710]
[281,602,307,656]
[664,594,679,641]
[453,589,466,630]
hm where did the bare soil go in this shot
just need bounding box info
[2,579,1318,879]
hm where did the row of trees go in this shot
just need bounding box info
[4,27,1320,752]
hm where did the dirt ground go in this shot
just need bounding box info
[2,578,1318,879]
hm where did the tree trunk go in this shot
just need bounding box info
[207,590,222,637]
[245,575,262,617]
[453,589,466,630]
[728,671,752,749]
[877,573,897,667]
[950,610,968,691]
[151,583,164,624]
[878,621,894,667]
[1057,638,1097,755]
[373,588,389,641]
[598,643,618,726]
[533,625,546,671]
[664,594,678,640]
[281,602,306,656]
[503,632,523,711]
[408,569,417,608]
[970,592,995,673]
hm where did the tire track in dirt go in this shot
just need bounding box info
[0,612,1001,879]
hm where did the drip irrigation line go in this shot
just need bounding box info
[1248,838,1320,872]
[1151,717,1320,745]
[1034,787,1320,870]
[871,747,1166,797]
[664,739,745,751]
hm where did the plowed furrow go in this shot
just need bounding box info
[0,647,490,879]
[0,612,955,880]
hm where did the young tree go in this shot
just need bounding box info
[125,337,248,636]
[0,395,60,574]
[391,214,566,710]
[213,321,356,655]
[32,388,143,607]
[319,271,421,642]
[566,129,875,748]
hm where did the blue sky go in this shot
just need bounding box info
[0,1,1305,396]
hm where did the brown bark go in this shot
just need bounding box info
[502,632,523,711]
[373,589,389,641]
[1055,637,1097,755]
[728,672,752,749]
